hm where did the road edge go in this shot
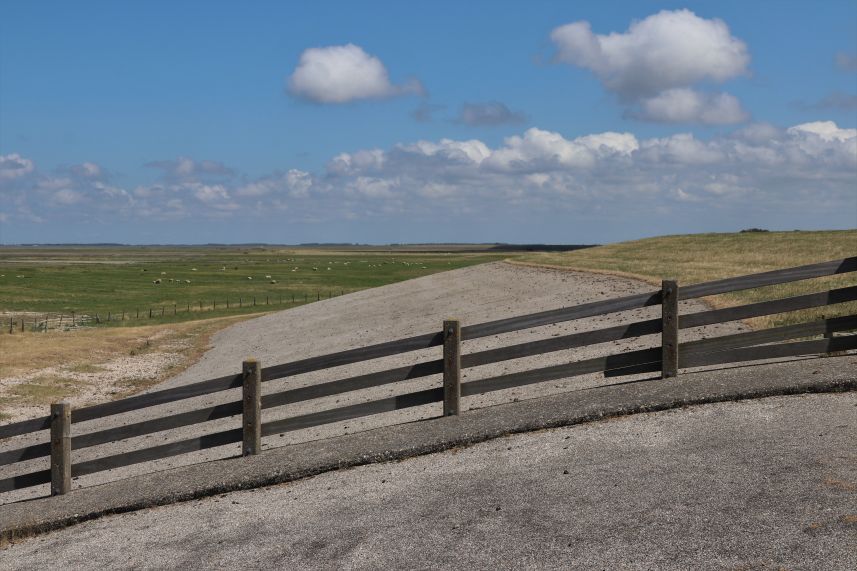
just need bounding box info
[1,356,855,547]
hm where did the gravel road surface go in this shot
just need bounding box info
[1,262,744,502]
[3,392,854,570]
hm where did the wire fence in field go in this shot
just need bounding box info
[2,289,349,334]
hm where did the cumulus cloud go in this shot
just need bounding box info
[0,154,35,180]
[636,89,749,124]
[145,157,234,179]
[2,120,854,232]
[69,162,103,178]
[787,120,857,142]
[551,10,750,124]
[52,189,84,205]
[484,128,634,171]
[236,169,314,198]
[303,120,855,218]
[551,10,749,98]
[328,149,387,175]
[455,102,526,126]
[288,44,423,104]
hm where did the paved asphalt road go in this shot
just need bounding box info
[2,391,855,570]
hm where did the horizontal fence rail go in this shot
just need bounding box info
[1,256,855,499]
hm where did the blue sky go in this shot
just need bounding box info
[1,0,855,244]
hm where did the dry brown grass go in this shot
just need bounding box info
[515,230,857,329]
[0,313,263,419]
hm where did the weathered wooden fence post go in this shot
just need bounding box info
[443,319,461,416]
[50,401,71,496]
[661,280,679,379]
[242,359,261,456]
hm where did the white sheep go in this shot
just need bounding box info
[153,279,161,284]
[265,275,272,279]
[270,280,277,284]
[185,279,191,284]
[247,276,253,280]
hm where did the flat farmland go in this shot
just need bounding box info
[0,246,508,418]
[0,246,508,325]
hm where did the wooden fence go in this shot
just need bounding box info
[3,290,349,333]
[0,257,855,500]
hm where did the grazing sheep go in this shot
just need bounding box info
[312,267,318,271]
[270,280,277,284]
[185,279,191,284]
[247,276,253,280]
[153,279,161,284]
[191,268,197,271]
[161,271,166,275]
[326,267,331,271]
[265,275,272,279]
[169,278,174,283]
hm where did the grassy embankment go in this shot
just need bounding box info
[0,247,504,326]
[0,247,505,420]
[517,230,857,329]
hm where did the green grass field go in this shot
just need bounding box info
[518,230,857,328]
[0,246,507,326]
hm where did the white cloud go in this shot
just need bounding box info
[732,123,782,144]
[285,169,313,197]
[347,176,398,198]
[188,182,230,204]
[236,169,315,198]
[575,132,640,155]
[397,139,491,165]
[551,10,749,98]
[288,44,423,104]
[641,133,725,165]
[484,128,639,171]
[2,120,854,231]
[146,157,233,179]
[637,88,748,124]
[787,120,857,142]
[0,154,35,180]
[53,189,83,205]
[550,10,750,125]
[328,149,386,175]
[71,162,103,178]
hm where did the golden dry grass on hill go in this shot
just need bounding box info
[0,314,260,421]
[517,230,857,329]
